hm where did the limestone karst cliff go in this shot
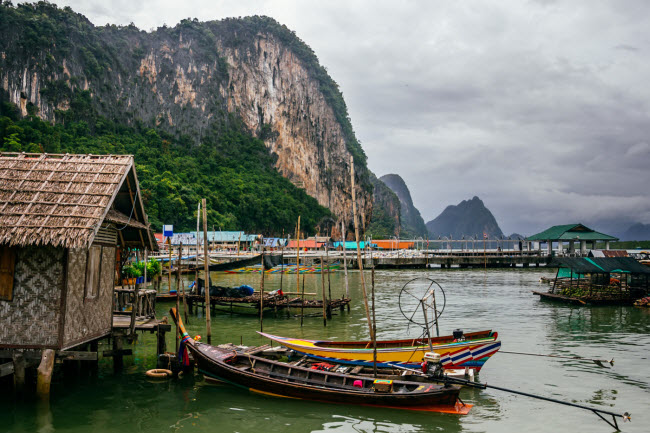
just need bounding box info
[379,174,428,238]
[0,5,377,229]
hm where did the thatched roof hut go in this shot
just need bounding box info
[0,152,155,351]
[0,152,155,250]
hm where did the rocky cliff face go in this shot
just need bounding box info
[0,6,372,227]
[426,196,504,239]
[379,174,428,237]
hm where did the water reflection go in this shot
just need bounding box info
[4,268,650,432]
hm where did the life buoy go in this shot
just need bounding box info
[146,369,173,379]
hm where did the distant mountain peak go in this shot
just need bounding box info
[426,196,503,239]
[378,174,428,238]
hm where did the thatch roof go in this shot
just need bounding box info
[0,153,154,249]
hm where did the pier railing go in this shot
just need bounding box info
[113,287,157,319]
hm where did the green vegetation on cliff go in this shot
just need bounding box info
[0,92,330,233]
[0,3,381,234]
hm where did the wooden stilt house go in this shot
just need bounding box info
[0,153,155,351]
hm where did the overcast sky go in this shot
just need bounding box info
[54,0,650,235]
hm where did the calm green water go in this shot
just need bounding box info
[3,268,649,432]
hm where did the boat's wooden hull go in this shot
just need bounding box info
[259,331,501,371]
[188,342,465,411]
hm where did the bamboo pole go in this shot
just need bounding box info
[371,250,377,378]
[260,242,265,332]
[202,198,211,344]
[300,274,305,327]
[196,201,201,288]
[167,238,172,293]
[175,244,181,353]
[296,217,302,325]
[350,155,374,340]
[326,243,331,319]
[321,246,327,327]
[342,221,349,300]
[181,243,189,324]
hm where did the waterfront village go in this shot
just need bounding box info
[0,153,647,431]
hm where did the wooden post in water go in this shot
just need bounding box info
[196,200,201,290]
[296,217,302,326]
[175,242,182,352]
[350,155,374,340]
[202,199,212,344]
[12,351,25,393]
[181,243,189,324]
[259,242,265,332]
[371,255,377,378]
[341,221,349,300]
[320,246,327,327]
[167,238,172,293]
[36,349,55,398]
[326,243,332,319]
[300,274,306,327]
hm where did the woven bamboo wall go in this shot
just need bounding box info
[62,246,115,349]
[0,246,64,348]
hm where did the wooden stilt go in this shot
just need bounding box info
[175,244,181,354]
[89,340,99,377]
[260,243,265,332]
[113,332,124,372]
[341,221,349,303]
[326,244,332,319]
[36,349,55,398]
[202,199,212,344]
[12,351,25,393]
[300,275,305,327]
[157,326,167,356]
[320,242,327,327]
[180,243,189,324]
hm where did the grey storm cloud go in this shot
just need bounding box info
[53,0,650,235]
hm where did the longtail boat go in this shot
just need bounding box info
[258,330,501,371]
[170,309,470,414]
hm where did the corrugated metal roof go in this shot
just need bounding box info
[526,224,618,241]
[550,257,650,274]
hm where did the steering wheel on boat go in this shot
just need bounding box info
[398,277,446,328]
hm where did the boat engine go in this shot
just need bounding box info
[453,329,464,341]
[422,352,444,378]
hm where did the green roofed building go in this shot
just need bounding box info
[526,224,618,256]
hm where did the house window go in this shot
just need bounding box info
[85,245,102,300]
[0,246,16,301]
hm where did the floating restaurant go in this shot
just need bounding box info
[526,223,618,256]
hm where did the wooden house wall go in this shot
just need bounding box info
[0,246,65,348]
[62,245,116,349]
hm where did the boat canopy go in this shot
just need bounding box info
[551,257,650,275]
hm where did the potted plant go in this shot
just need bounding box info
[122,264,141,286]
[147,259,162,290]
